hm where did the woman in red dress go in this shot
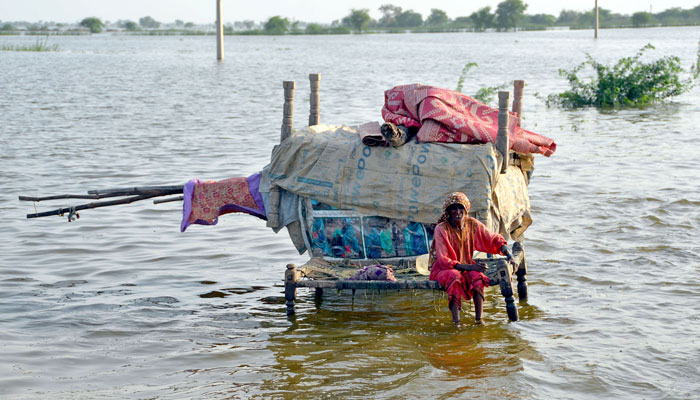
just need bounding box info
[430,192,516,325]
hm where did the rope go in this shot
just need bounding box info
[67,206,78,222]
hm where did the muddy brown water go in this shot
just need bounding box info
[1,27,699,398]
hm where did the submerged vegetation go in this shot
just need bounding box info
[0,36,59,52]
[456,62,511,104]
[547,42,700,108]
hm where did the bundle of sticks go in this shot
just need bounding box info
[19,185,185,221]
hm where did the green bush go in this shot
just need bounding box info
[548,43,699,108]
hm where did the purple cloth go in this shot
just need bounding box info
[246,173,266,215]
[180,178,202,232]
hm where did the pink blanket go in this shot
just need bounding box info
[180,174,265,232]
[381,84,556,156]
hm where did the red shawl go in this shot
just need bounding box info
[382,83,556,156]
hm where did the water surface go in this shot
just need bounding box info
[1,27,699,399]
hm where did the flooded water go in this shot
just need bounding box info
[1,27,699,399]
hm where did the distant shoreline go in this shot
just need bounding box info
[1,23,699,37]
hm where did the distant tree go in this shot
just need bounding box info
[632,12,653,27]
[528,14,556,26]
[234,20,256,31]
[470,7,494,31]
[184,22,195,28]
[139,16,160,29]
[425,8,449,26]
[0,22,15,31]
[495,0,528,31]
[378,4,402,27]
[79,17,104,33]
[396,10,423,27]
[578,8,611,27]
[124,21,140,31]
[655,7,692,25]
[557,9,582,25]
[264,16,289,34]
[451,16,472,28]
[175,19,184,27]
[306,23,324,34]
[342,8,371,33]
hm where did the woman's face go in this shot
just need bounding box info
[447,204,466,224]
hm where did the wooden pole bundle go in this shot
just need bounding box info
[20,185,184,220]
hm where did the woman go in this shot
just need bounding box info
[430,192,517,325]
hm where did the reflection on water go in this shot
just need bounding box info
[1,27,699,398]
[261,290,542,398]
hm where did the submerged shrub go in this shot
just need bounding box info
[456,61,510,104]
[0,36,59,52]
[548,42,700,108]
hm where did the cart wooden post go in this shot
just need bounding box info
[512,80,524,127]
[496,259,518,321]
[268,81,296,229]
[281,81,295,141]
[309,74,321,126]
[513,241,528,300]
[285,264,299,315]
[497,91,511,174]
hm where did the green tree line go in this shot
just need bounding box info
[2,2,698,35]
[253,1,700,35]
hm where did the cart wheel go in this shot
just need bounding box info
[506,301,519,322]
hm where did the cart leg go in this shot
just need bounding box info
[314,288,323,308]
[497,260,519,321]
[512,242,528,300]
[285,264,297,315]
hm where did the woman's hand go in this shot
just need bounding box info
[455,262,488,273]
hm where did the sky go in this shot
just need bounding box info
[0,0,697,24]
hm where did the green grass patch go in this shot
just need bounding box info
[0,37,59,51]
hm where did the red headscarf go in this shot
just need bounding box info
[437,192,471,224]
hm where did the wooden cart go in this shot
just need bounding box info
[271,76,533,322]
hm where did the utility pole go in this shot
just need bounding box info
[216,0,224,60]
[594,0,599,39]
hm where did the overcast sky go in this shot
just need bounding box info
[1,0,697,24]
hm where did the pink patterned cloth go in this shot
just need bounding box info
[181,175,265,232]
[382,83,556,157]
